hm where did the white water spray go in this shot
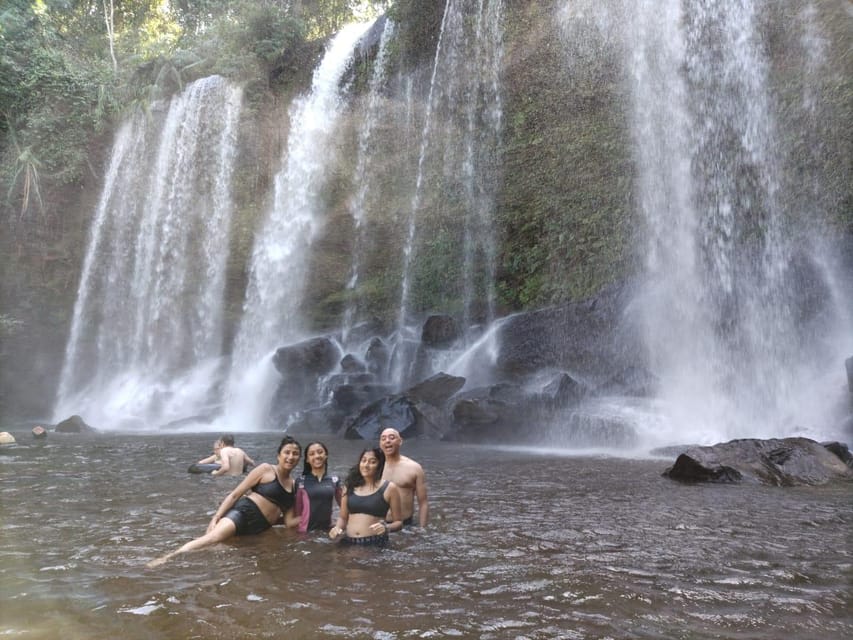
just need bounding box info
[394,0,505,386]
[342,19,396,346]
[224,21,374,429]
[621,0,851,442]
[54,76,243,430]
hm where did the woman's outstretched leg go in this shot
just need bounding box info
[147,517,237,568]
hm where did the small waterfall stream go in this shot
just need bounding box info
[393,0,505,387]
[341,19,396,347]
[223,21,375,430]
[53,76,243,429]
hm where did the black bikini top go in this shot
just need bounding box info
[253,471,295,511]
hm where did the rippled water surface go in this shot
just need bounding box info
[1,432,850,639]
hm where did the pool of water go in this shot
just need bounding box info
[1,432,850,638]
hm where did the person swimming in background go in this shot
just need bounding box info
[295,441,342,533]
[197,438,223,466]
[329,447,403,546]
[147,436,302,567]
[211,434,255,476]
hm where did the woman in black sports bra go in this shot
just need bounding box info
[148,436,302,567]
[329,447,403,546]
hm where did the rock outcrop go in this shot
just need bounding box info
[663,438,853,486]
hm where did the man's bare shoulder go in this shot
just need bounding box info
[399,455,424,472]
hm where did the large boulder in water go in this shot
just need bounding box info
[494,282,642,383]
[273,337,340,377]
[342,372,466,441]
[663,438,853,486]
[55,415,96,433]
[270,337,342,424]
[0,432,15,444]
[450,383,533,440]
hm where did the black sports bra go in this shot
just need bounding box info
[252,472,295,511]
[347,481,390,518]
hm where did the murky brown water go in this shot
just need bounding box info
[1,432,850,638]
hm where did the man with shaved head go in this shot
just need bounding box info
[379,427,429,527]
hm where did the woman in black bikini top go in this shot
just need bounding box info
[148,436,302,567]
[329,447,403,545]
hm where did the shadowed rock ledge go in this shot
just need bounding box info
[663,438,853,486]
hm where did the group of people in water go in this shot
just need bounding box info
[147,428,428,567]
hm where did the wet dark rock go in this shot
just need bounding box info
[450,383,532,440]
[663,437,853,486]
[342,372,466,441]
[822,441,853,467]
[421,314,461,348]
[270,337,342,424]
[344,395,418,440]
[365,337,390,379]
[290,406,343,433]
[346,318,389,347]
[495,283,643,383]
[273,337,340,377]
[542,372,587,407]
[331,382,393,414]
[340,354,366,373]
[405,372,466,406]
[55,415,96,433]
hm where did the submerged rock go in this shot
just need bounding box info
[663,437,853,486]
[55,415,96,433]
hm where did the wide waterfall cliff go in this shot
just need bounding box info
[2,0,847,447]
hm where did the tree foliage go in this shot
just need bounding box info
[0,0,384,222]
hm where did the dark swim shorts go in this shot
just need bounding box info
[341,532,389,546]
[223,496,271,536]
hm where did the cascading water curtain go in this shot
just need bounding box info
[393,0,504,388]
[624,0,850,442]
[223,21,375,430]
[54,76,243,430]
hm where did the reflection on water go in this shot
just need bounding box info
[1,433,850,638]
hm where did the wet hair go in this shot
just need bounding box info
[220,434,235,447]
[277,435,302,456]
[345,447,385,493]
[302,441,329,476]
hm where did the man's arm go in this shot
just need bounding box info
[211,448,232,476]
[415,466,429,527]
[243,450,256,468]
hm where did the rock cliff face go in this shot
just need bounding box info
[1,0,850,430]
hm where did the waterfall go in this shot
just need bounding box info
[461,0,504,331]
[54,76,243,430]
[393,0,505,387]
[621,0,851,442]
[342,19,396,347]
[224,21,374,430]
